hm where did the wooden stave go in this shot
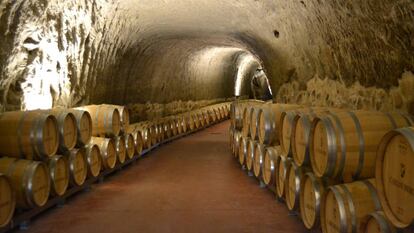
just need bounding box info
[285,162,308,211]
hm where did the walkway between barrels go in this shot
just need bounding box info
[20,121,307,233]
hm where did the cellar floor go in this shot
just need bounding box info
[16,121,307,233]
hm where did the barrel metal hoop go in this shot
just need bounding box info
[329,186,349,233]
[320,117,337,176]
[369,212,392,233]
[362,180,381,211]
[347,112,365,180]
[339,184,357,233]
[328,112,347,179]
[26,162,42,208]
[401,113,414,126]
[384,112,398,129]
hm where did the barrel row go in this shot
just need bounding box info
[229,99,414,232]
[0,102,230,228]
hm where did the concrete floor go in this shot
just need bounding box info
[20,121,307,233]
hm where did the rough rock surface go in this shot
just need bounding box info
[0,0,413,117]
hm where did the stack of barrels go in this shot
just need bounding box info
[0,102,230,228]
[129,102,231,147]
[229,100,414,233]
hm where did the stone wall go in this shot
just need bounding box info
[0,0,413,118]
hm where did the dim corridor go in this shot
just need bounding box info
[19,121,307,233]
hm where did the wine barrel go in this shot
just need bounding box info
[0,111,59,160]
[70,109,92,147]
[76,105,121,137]
[115,136,126,164]
[299,173,336,230]
[249,106,262,140]
[124,133,135,159]
[242,106,254,137]
[321,179,381,233]
[85,144,102,178]
[90,137,117,170]
[291,110,326,167]
[245,139,257,172]
[362,211,397,233]
[48,155,69,196]
[203,111,211,126]
[239,137,249,166]
[310,110,413,182]
[66,148,87,186]
[208,109,217,123]
[229,127,235,151]
[193,113,201,129]
[163,120,172,139]
[262,146,280,187]
[0,157,50,208]
[157,123,165,142]
[101,104,129,134]
[275,156,293,199]
[48,110,77,153]
[232,132,242,159]
[375,127,414,228]
[132,131,143,156]
[257,103,302,145]
[231,100,255,130]
[285,162,308,211]
[253,143,266,178]
[279,110,301,156]
[0,174,15,227]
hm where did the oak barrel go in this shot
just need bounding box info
[232,131,242,159]
[300,173,336,230]
[249,106,261,140]
[321,179,381,233]
[70,109,92,147]
[0,157,50,208]
[239,137,249,166]
[310,110,412,182]
[375,127,414,228]
[262,146,280,187]
[0,174,15,227]
[101,104,129,134]
[257,103,302,145]
[85,144,102,178]
[48,155,69,196]
[0,111,59,160]
[48,110,77,153]
[115,136,127,164]
[67,148,87,186]
[253,143,266,178]
[285,162,309,211]
[245,139,256,172]
[76,105,121,137]
[275,156,293,199]
[362,211,397,233]
[124,133,135,159]
[90,137,117,170]
[132,131,144,156]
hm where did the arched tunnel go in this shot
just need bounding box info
[2,0,412,120]
[0,1,414,232]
